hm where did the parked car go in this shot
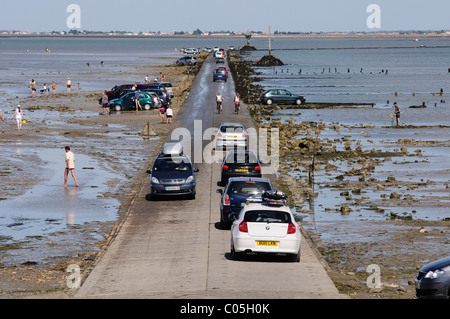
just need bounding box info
[140,87,171,106]
[259,89,306,105]
[220,150,262,185]
[415,256,450,299]
[230,191,301,262]
[98,84,135,104]
[183,48,199,55]
[152,82,174,98]
[215,123,248,151]
[214,50,224,59]
[108,91,155,111]
[176,56,197,65]
[148,143,198,200]
[215,57,225,64]
[217,177,273,229]
[213,68,227,82]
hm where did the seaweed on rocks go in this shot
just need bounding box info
[227,50,263,105]
[255,54,284,66]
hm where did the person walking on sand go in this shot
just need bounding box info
[62,146,79,187]
[51,81,56,95]
[159,105,166,123]
[66,78,72,93]
[159,72,164,82]
[29,79,37,96]
[134,89,142,112]
[101,91,110,115]
[166,105,173,124]
[394,102,401,126]
[13,105,24,130]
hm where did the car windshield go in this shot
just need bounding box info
[153,157,192,172]
[225,152,258,164]
[228,181,271,196]
[220,125,244,133]
[244,210,292,223]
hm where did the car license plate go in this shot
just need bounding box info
[165,186,180,191]
[235,169,248,172]
[257,241,278,246]
[229,136,237,139]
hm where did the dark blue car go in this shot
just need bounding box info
[216,177,273,229]
[149,145,198,200]
[415,256,450,299]
[213,68,227,82]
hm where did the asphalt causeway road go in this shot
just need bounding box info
[75,54,346,299]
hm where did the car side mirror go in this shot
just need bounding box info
[294,215,303,222]
[194,168,199,173]
[146,169,151,174]
[228,213,237,221]
[216,189,223,195]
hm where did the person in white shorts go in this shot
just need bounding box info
[63,146,79,187]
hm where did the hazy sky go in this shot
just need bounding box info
[1,0,449,33]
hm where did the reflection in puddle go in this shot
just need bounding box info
[0,147,121,244]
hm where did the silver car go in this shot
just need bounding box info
[215,123,248,150]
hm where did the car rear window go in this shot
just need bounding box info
[153,157,192,172]
[219,125,244,133]
[228,182,271,196]
[225,152,258,164]
[244,210,292,223]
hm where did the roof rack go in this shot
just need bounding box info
[246,191,288,206]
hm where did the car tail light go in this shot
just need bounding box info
[222,164,229,171]
[242,134,247,138]
[224,195,230,205]
[254,165,261,171]
[287,223,297,234]
[239,221,248,233]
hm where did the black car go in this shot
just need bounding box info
[148,143,198,200]
[216,177,273,229]
[415,256,450,299]
[259,89,306,105]
[220,150,262,185]
[215,57,225,64]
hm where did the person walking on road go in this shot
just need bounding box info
[62,146,79,187]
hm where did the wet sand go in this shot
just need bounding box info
[1,49,449,299]
[0,56,204,297]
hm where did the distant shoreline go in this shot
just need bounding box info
[1,32,449,40]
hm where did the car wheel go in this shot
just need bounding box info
[114,104,122,111]
[144,103,151,110]
[291,249,301,262]
[266,99,273,105]
[295,98,303,105]
[230,242,241,260]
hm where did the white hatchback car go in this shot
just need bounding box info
[215,123,248,150]
[230,191,301,262]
